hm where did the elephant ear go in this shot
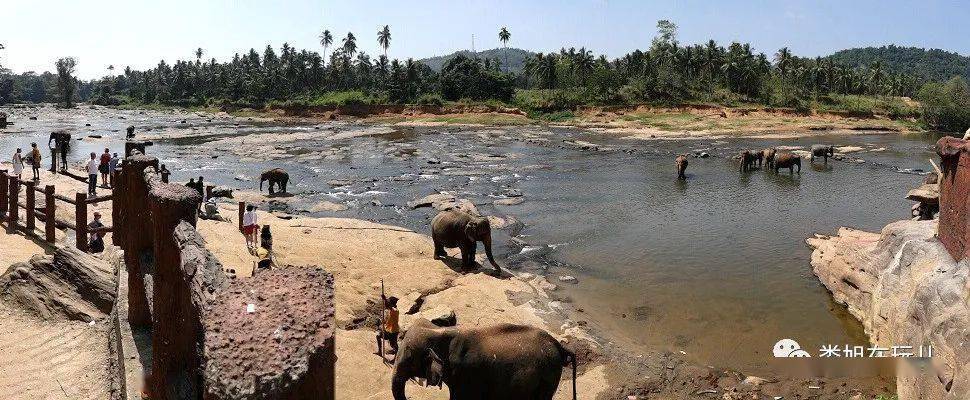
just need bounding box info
[425,348,445,388]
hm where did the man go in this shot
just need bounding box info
[86,152,99,196]
[99,148,111,188]
[375,294,400,360]
[88,212,106,253]
[29,143,42,180]
[108,152,120,188]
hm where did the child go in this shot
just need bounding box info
[29,143,41,180]
[375,294,400,359]
[242,204,259,252]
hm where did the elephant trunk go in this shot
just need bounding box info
[260,177,264,191]
[391,371,408,400]
[483,236,500,270]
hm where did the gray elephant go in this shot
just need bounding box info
[774,152,801,174]
[431,210,500,273]
[739,150,758,172]
[259,168,289,195]
[810,145,835,163]
[761,148,777,169]
[675,155,688,180]
[391,318,576,400]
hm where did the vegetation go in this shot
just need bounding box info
[828,45,970,83]
[2,21,970,131]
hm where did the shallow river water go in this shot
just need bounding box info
[0,106,939,375]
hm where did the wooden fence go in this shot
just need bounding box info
[0,170,113,252]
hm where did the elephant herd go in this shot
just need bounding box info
[676,144,838,178]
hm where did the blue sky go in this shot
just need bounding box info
[1,0,968,79]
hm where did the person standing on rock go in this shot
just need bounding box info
[242,204,259,252]
[29,143,41,181]
[375,294,400,360]
[98,148,111,188]
[108,152,120,188]
[88,212,106,253]
[11,148,24,180]
[86,152,99,196]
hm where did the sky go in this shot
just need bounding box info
[1,0,968,79]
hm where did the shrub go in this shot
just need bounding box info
[918,77,970,132]
[416,93,444,106]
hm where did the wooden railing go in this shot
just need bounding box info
[0,170,113,252]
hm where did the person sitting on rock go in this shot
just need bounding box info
[375,294,400,360]
[88,212,106,253]
[201,198,225,221]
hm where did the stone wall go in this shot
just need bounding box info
[113,152,335,400]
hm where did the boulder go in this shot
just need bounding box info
[0,246,117,322]
[413,305,456,327]
[399,291,424,315]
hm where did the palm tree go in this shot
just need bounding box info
[319,29,333,64]
[377,25,391,59]
[774,47,792,77]
[107,65,115,75]
[342,32,357,59]
[869,60,884,95]
[499,27,511,71]
[195,48,204,62]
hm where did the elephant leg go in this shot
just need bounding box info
[433,238,446,259]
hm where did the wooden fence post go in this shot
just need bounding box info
[8,176,19,227]
[0,170,7,217]
[238,201,245,231]
[76,192,88,252]
[24,181,35,235]
[45,185,56,243]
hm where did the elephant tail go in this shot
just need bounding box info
[558,343,577,400]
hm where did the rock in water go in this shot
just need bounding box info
[0,247,117,322]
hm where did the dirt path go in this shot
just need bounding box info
[0,303,111,400]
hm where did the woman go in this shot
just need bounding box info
[99,148,111,188]
[11,148,24,180]
[242,204,259,252]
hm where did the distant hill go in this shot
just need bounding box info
[419,48,535,74]
[826,45,970,82]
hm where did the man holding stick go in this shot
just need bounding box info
[375,280,400,361]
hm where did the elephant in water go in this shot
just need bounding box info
[761,148,777,169]
[431,210,500,273]
[391,318,576,400]
[774,152,801,174]
[739,150,758,172]
[675,155,688,180]
[259,168,289,195]
[811,145,835,163]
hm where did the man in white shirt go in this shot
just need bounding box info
[87,152,99,196]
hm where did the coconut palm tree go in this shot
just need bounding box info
[499,27,511,71]
[774,47,792,77]
[195,48,204,62]
[377,25,391,59]
[319,29,333,64]
[342,32,357,59]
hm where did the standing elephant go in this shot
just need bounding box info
[761,148,777,169]
[431,210,500,273]
[810,145,835,163]
[391,318,576,400]
[774,152,801,174]
[259,168,289,195]
[739,150,758,172]
[675,155,688,180]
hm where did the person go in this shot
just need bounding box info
[11,148,24,180]
[29,143,41,180]
[159,164,171,183]
[375,294,400,359]
[88,212,106,253]
[99,148,111,188]
[86,152,99,196]
[242,204,259,252]
[108,152,120,188]
[196,176,205,211]
[201,198,225,221]
[186,178,196,192]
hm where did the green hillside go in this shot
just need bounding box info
[827,45,970,82]
[419,48,535,74]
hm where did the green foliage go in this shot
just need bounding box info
[439,54,514,101]
[918,76,970,132]
[54,57,77,107]
[514,89,587,112]
[814,94,920,119]
[828,45,970,83]
[416,93,444,106]
[420,48,535,74]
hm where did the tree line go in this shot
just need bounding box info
[1,21,968,131]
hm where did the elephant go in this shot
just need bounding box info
[47,130,72,171]
[739,150,758,172]
[749,149,764,168]
[810,145,835,163]
[431,210,500,273]
[260,168,289,195]
[391,318,576,400]
[774,152,801,174]
[675,155,688,180]
[761,148,777,169]
[126,125,136,139]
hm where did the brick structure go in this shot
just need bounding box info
[203,267,335,400]
[936,136,970,261]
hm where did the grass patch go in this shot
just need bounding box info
[814,94,920,119]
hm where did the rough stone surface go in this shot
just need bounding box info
[0,246,116,322]
[807,220,969,400]
[203,266,335,400]
[936,137,970,261]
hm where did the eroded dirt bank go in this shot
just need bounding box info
[808,220,969,399]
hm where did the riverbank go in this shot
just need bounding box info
[807,220,969,399]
